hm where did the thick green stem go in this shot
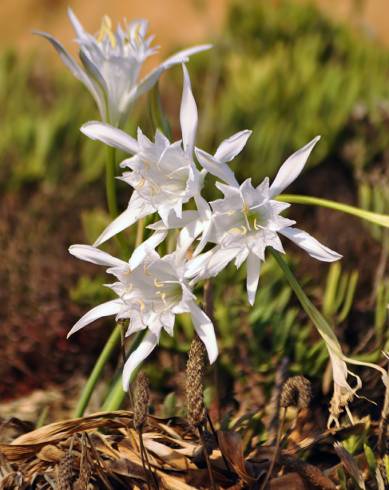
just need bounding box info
[277,194,389,228]
[102,330,146,411]
[73,325,122,418]
[135,217,146,247]
[105,146,119,219]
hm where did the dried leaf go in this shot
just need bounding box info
[269,472,309,489]
[217,431,257,485]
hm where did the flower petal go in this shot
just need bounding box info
[269,136,321,197]
[163,44,213,66]
[214,130,252,163]
[67,299,122,338]
[129,231,167,270]
[69,244,127,268]
[246,252,261,306]
[34,31,107,120]
[185,246,239,279]
[279,226,342,262]
[195,148,239,187]
[188,302,218,364]
[81,121,139,154]
[121,44,212,115]
[180,64,198,156]
[122,331,159,391]
[67,8,86,39]
[94,198,154,247]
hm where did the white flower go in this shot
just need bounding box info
[81,65,204,246]
[186,137,342,305]
[36,9,211,125]
[68,244,218,390]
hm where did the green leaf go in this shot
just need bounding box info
[148,82,172,139]
[277,194,389,228]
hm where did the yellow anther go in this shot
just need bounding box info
[154,278,164,288]
[133,22,142,43]
[229,226,247,236]
[133,298,145,311]
[136,176,145,189]
[97,16,116,47]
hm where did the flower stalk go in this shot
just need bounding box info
[73,324,122,418]
[277,194,389,228]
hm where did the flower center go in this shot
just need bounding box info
[154,280,183,309]
[245,209,265,231]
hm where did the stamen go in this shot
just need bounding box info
[97,16,116,47]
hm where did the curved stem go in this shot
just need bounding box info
[277,194,389,228]
[73,324,122,418]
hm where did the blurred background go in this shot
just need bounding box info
[0,0,388,424]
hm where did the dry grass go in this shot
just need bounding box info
[0,407,383,489]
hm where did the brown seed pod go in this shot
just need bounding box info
[280,376,312,410]
[185,335,207,428]
[133,371,150,431]
[56,453,74,490]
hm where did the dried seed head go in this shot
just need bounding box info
[56,453,74,490]
[283,457,336,490]
[280,376,312,410]
[133,371,150,431]
[73,436,92,490]
[186,335,207,428]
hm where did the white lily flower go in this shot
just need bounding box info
[36,9,211,125]
[186,137,342,305]
[68,243,218,390]
[81,65,205,246]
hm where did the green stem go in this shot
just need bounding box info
[270,249,388,381]
[105,146,119,219]
[102,330,146,411]
[135,217,146,247]
[73,325,122,418]
[277,194,389,228]
[270,249,343,357]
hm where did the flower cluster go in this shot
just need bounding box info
[68,61,341,390]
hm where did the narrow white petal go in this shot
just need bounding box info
[148,211,199,231]
[81,122,139,154]
[121,45,212,116]
[269,136,321,197]
[34,31,84,82]
[69,244,127,268]
[176,219,204,260]
[214,130,252,163]
[246,252,261,306]
[186,247,238,279]
[34,32,107,120]
[67,8,86,39]
[163,44,213,66]
[122,331,159,391]
[195,148,239,187]
[280,227,342,262]
[94,197,155,247]
[129,231,167,270]
[79,50,108,93]
[67,299,122,338]
[180,64,198,155]
[189,302,218,363]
